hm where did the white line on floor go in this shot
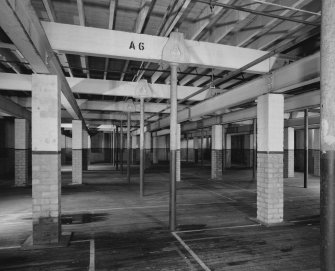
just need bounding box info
[89,239,95,271]
[172,232,211,271]
[175,223,261,234]
[71,239,91,244]
[185,181,235,202]
[0,246,21,250]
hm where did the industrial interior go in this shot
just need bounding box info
[0,0,332,270]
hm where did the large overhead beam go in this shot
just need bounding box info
[0,95,31,120]
[78,100,184,113]
[181,90,320,133]
[42,22,278,74]
[0,1,85,124]
[0,73,220,101]
[148,52,320,131]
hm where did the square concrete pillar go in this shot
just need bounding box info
[225,134,231,168]
[15,118,30,186]
[194,136,199,163]
[257,94,284,225]
[284,127,295,178]
[144,132,151,168]
[176,124,181,182]
[152,133,159,164]
[312,128,320,176]
[211,125,223,180]
[32,74,61,245]
[82,130,89,170]
[131,134,138,164]
[72,120,83,184]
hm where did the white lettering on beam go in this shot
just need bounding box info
[42,22,277,74]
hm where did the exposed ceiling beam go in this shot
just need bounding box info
[0,73,220,101]
[42,22,277,74]
[120,0,153,81]
[104,0,117,80]
[76,0,89,78]
[0,1,87,128]
[148,52,320,131]
[0,95,31,120]
[42,0,73,77]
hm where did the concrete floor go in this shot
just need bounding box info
[0,163,320,270]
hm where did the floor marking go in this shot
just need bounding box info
[174,245,197,271]
[172,232,211,271]
[89,239,95,271]
[0,246,21,250]
[175,223,261,234]
[71,239,91,244]
[184,181,235,202]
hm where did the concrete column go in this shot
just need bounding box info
[211,125,223,180]
[14,119,30,186]
[176,124,181,182]
[145,132,151,169]
[131,135,137,164]
[153,133,159,164]
[32,74,61,244]
[312,129,320,176]
[194,136,199,163]
[257,94,284,225]
[140,98,144,197]
[321,1,335,267]
[284,127,295,178]
[82,130,89,171]
[72,120,83,185]
[225,134,231,168]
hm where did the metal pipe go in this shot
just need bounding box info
[140,97,145,197]
[252,0,321,16]
[253,119,257,181]
[127,112,131,184]
[169,63,178,231]
[186,134,189,162]
[304,108,308,188]
[120,120,123,174]
[195,0,320,27]
[115,125,119,170]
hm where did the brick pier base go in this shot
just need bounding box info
[32,153,61,244]
[313,150,320,176]
[284,150,294,178]
[176,149,181,182]
[211,149,223,179]
[257,152,284,225]
[72,150,82,184]
[15,149,29,186]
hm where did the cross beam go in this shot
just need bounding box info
[42,22,278,74]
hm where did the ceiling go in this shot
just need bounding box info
[0,0,321,132]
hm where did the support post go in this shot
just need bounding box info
[15,119,30,186]
[253,119,257,180]
[211,125,223,180]
[176,124,181,182]
[32,74,61,244]
[284,127,295,178]
[72,120,83,185]
[82,130,89,171]
[153,133,159,164]
[169,63,178,231]
[320,1,335,268]
[120,120,124,174]
[194,136,199,163]
[304,109,308,188]
[116,126,119,170]
[186,134,189,162]
[201,129,204,166]
[140,97,145,197]
[127,112,131,183]
[257,94,284,225]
